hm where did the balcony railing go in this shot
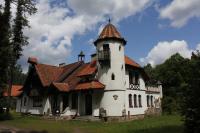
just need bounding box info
[146,86,160,92]
[129,84,140,90]
[98,50,110,61]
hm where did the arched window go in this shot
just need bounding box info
[134,94,137,107]
[151,95,154,107]
[119,45,121,51]
[147,95,150,107]
[138,95,142,107]
[111,73,115,80]
[128,94,133,108]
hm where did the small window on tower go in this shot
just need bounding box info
[111,73,115,80]
[121,65,123,70]
[119,45,121,51]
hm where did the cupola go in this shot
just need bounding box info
[78,51,85,62]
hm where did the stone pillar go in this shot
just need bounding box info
[60,95,63,113]
[77,92,80,116]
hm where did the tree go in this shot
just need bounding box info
[12,0,36,61]
[0,0,12,96]
[144,53,190,114]
[0,0,36,110]
[182,51,200,133]
[7,0,36,105]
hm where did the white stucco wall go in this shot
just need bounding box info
[97,41,126,91]
[100,91,125,116]
[19,94,50,115]
[125,90,147,115]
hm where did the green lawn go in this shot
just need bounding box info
[0,113,184,133]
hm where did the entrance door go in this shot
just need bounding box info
[85,94,92,115]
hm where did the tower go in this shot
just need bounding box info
[94,22,127,117]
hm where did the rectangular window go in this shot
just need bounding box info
[32,96,42,107]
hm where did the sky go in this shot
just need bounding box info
[1,0,200,72]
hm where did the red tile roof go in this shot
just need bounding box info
[125,56,141,68]
[35,63,63,87]
[76,60,97,77]
[3,85,23,97]
[26,55,141,92]
[99,23,122,39]
[75,81,105,91]
[52,82,69,92]
[94,23,126,45]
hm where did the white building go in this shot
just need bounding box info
[17,22,162,121]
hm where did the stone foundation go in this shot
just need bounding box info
[100,114,145,122]
[145,107,162,116]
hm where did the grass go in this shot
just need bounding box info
[0,112,184,133]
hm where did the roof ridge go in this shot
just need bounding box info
[56,61,84,82]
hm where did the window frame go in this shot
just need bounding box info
[128,94,133,108]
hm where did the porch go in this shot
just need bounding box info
[49,90,103,118]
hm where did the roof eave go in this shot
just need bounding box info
[94,37,127,46]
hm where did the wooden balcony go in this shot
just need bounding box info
[98,50,110,61]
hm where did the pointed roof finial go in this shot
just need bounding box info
[108,17,111,24]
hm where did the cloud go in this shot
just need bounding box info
[18,0,152,72]
[140,40,197,66]
[159,0,200,27]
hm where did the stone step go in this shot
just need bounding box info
[74,116,101,122]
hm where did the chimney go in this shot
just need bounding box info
[91,53,97,61]
[28,57,38,64]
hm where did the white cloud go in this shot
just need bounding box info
[18,0,152,72]
[140,40,196,66]
[159,0,200,27]
[196,44,200,50]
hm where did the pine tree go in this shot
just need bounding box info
[0,0,12,96]
[0,0,36,110]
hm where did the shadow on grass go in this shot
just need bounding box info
[128,125,184,133]
[0,113,13,121]
[0,131,48,133]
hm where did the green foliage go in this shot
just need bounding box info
[144,51,200,133]
[0,0,12,92]
[13,65,27,85]
[12,0,37,61]
[182,51,200,133]
[144,53,190,114]
[0,0,36,105]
